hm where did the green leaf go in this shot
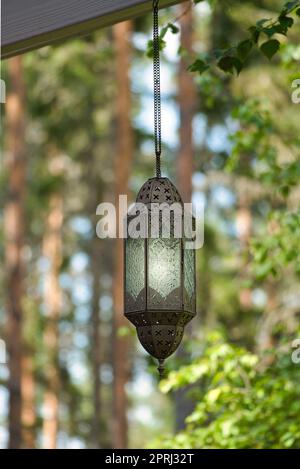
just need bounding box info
[272,24,288,36]
[296,7,300,16]
[260,39,280,59]
[218,56,243,75]
[188,59,209,74]
[161,22,180,38]
[160,26,169,39]
[279,16,294,29]
[248,26,260,43]
[167,22,179,34]
[146,37,166,58]
[263,26,278,38]
[237,39,253,60]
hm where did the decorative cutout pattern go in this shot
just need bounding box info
[137,177,182,205]
[137,325,184,359]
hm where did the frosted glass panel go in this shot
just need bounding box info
[148,238,181,309]
[184,247,195,312]
[125,238,145,312]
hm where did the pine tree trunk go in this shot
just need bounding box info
[21,352,36,447]
[177,4,196,204]
[42,191,63,449]
[5,56,26,449]
[90,239,102,447]
[175,4,197,431]
[88,176,104,448]
[112,20,133,450]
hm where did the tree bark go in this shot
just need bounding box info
[42,191,63,449]
[177,4,197,204]
[5,56,26,449]
[175,4,197,431]
[90,238,103,448]
[21,352,36,447]
[112,20,133,450]
[87,173,104,448]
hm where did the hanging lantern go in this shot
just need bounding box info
[124,0,197,376]
[124,177,196,376]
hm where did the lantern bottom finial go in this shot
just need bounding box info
[157,359,165,379]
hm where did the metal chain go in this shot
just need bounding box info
[153,0,161,178]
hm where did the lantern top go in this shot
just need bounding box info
[136,177,182,206]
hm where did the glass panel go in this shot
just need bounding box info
[184,247,195,312]
[148,237,181,309]
[125,237,145,312]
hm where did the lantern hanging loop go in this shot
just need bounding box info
[157,359,165,379]
[152,0,162,178]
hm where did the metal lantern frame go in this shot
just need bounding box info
[124,177,196,374]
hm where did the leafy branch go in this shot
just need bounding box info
[191,1,300,74]
[147,1,300,75]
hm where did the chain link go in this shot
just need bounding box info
[153,0,161,178]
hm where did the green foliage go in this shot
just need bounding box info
[226,97,300,282]
[251,210,300,280]
[147,37,167,58]
[154,332,300,449]
[2,0,300,450]
[227,99,276,174]
[149,3,300,446]
[188,59,209,74]
[146,22,179,58]
[161,1,300,75]
[217,55,243,75]
[260,39,281,59]
[237,39,253,60]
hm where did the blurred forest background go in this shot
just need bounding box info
[1,0,300,449]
